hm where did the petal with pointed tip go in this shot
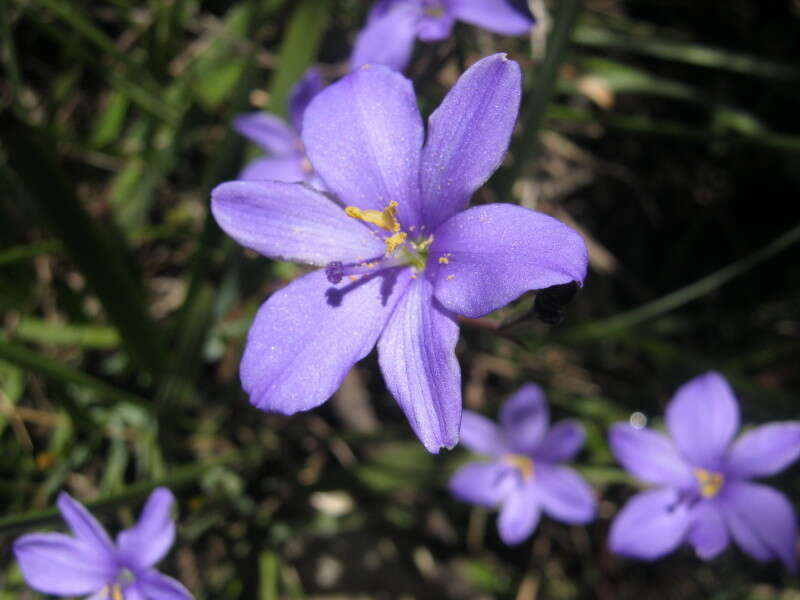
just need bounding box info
[609,424,694,487]
[688,500,729,560]
[431,204,588,318]
[420,54,521,229]
[497,482,540,545]
[117,487,176,570]
[499,383,549,456]
[725,422,800,479]
[535,463,596,524]
[378,277,461,453]
[450,0,534,35]
[303,65,424,228]
[535,420,585,463]
[211,181,385,266]
[666,372,740,470]
[349,2,418,72]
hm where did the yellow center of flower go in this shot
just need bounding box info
[345,201,408,256]
[694,467,724,498]
[426,5,444,17]
[103,583,124,600]
[504,454,535,481]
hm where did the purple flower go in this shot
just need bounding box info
[449,384,596,545]
[350,0,534,72]
[234,68,325,184]
[14,488,192,599]
[609,371,800,570]
[211,54,588,453]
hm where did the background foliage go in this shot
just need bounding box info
[1,0,799,598]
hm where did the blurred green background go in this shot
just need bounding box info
[1,0,799,598]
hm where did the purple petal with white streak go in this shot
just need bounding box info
[233,112,298,156]
[609,488,692,560]
[450,0,534,35]
[430,204,588,318]
[609,424,694,487]
[117,487,175,571]
[460,410,508,456]
[535,463,596,524]
[242,268,410,414]
[535,420,585,463]
[303,65,424,228]
[211,181,385,266]
[377,276,461,453]
[721,480,797,571]
[13,533,117,595]
[420,54,521,229]
[499,383,549,456]
[725,422,800,479]
[666,371,740,470]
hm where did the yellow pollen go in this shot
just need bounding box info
[426,5,445,18]
[103,584,124,600]
[301,157,313,175]
[384,231,407,256]
[345,201,401,232]
[694,468,724,498]
[447,274,455,280]
[348,275,359,281]
[438,256,449,264]
[504,454,534,481]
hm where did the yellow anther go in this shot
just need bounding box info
[104,584,124,600]
[438,256,449,264]
[384,232,407,255]
[345,201,401,232]
[694,468,724,498]
[301,157,313,175]
[504,454,535,481]
[447,274,455,280]
[425,4,445,17]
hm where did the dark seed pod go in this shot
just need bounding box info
[532,281,579,325]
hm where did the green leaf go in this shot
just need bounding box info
[267,0,331,117]
[0,115,167,377]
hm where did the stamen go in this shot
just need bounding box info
[693,468,724,498]
[384,232,407,256]
[345,201,401,232]
[503,454,535,481]
[324,258,399,284]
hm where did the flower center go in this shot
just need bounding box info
[425,4,445,18]
[504,454,535,481]
[693,467,724,498]
[336,201,432,280]
[103,583,125,600]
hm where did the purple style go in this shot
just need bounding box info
[609,371,800,570]
[449,384,596,545]
[350,0,534,72]
[211,54,588,453]
[233,68,325,184]
[13,487,192,599]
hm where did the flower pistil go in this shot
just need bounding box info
[504,453,535,481]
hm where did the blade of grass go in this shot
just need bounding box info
[267,0,331,117]
[501,0,583,197]
[0,452,239,535]
[1,115,167,377]
[11,317,119,349]
[0,337,149,408]
[574,25,800,80]
[568,221,800,339]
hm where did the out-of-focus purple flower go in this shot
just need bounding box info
[609,371,800,570]
[350,0,534,72]
[449,384,596,545]
[14,488,192,599]
[211,54,588,453]
[234,68,325,184]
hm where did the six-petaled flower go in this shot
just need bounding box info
[14,487,192,599]
[609,372,800,570]
[212,53,588,453]
[350,0,534,72]
[449,383,596,545]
